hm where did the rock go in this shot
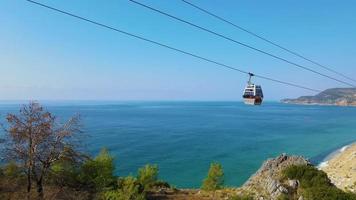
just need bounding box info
[243,154,309,200]
[288,180,299,189]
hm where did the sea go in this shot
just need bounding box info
[0,101,355,188]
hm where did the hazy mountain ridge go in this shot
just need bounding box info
[281,88,356,106]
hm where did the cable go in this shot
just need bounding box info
[25,0,321,93]
[181,0,356,84]
[128,0,356,88]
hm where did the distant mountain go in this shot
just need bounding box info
[281,88,356,106]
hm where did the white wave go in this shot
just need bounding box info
[317,161,329,169]
[317,142,355,169]
[340,145,349,152]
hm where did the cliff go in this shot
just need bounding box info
[243,154,309,200]
[281,88,356,106]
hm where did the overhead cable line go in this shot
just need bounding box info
[181,0,356,84]
[25,0,321,93]
[128,0,356,88]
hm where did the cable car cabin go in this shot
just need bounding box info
[242,73,263,105]
[242,84,263,105]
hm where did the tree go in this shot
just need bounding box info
[137,164,158,191]
[103,176,145,200]
[201,162,224,191]
[79,148,116,191]
[0,102,83,198]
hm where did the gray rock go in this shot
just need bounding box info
[243,154,309,200]
[288,179,299,189]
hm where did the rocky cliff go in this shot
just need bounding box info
[281,88,356,106]
[243,154,309,200]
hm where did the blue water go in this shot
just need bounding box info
[0,101,355,188]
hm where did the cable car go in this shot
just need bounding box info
[242,73,263,105]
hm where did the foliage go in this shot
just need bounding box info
[137,164,159,191]
[282,165,331,188]
[2,161,22,178]
[79,148,116,191]
[102,176,145,200]
[277,193,290,200]
[229,194,254,200]
[201,162,224,191]
[281,165,356,200]
[151,180,170,189]
[48,159,82,188]
[0,101,83,197]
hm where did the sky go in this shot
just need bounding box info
[1,0,356,101]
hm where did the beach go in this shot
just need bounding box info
[320,142,356,192]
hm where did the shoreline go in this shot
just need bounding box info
[317,141,356,169]
[281,101,356,107]
[318,141,356,192]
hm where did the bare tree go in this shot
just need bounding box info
[1,101,83,199]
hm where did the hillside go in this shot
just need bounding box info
[281,88,356,106]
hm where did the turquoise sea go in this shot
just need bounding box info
[0,101,355,188]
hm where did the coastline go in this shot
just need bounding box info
[319,141,356,192]
[281,101,356,107]
[317,142,355,169]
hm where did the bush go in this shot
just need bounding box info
[48,159,82,188]
[282,165,331,188]
[102,176,145,200]
[229,194,254,200]
[2,161,22,178]
[281,165,356,200]
[201,162,224,191]
[137,164,159,191]
[79,148,116,191]
[277,193,290,200]
[151,180,170,189]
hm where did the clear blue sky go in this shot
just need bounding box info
[1,0,356,101]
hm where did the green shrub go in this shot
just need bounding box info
[102,176,145,200]
[229,194,254,200]
[79,148,116,191]
[48,159,82,188]
[277,193,290,200]
[2,161,22,178]
[151,180,170,189]
[137,164,158,191]
[281,165,356,200]
[201,162,224,191]
[282,165,331,188]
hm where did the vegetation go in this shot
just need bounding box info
[0,102,167,199]
[229,194,254,200]
[102,176,145,200]
[281,165,356,200]
[79,148,117,191]
[0,102,83,198]
[202,162,224,191]
[137,164,159,191]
